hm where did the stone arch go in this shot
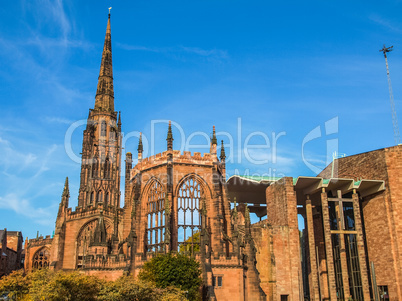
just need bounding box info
[32,247,51,270]
[75,217,114,242]
[174,173,212,200]
[75,218,114,266]
[140,176,165,201]
[75,217,114,268]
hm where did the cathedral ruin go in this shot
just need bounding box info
[24,13,402,301]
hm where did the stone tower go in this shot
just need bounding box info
[35,13,127,274]
[77,12,122,210]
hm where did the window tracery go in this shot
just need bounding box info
[146,180,166,252]
[177,177,202,254]
[32,248,50,270]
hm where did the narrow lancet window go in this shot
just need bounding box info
[97,191,103,203]
[105,192,109,207]
[92,157,98,178]
[101,121,107,137]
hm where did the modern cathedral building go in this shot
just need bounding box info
[24,13,402,301]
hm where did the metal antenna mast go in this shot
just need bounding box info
[380,45,401,145]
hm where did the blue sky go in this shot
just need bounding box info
[1,0,402,239]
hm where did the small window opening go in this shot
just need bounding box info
[213,276,223,287]
[379,286,389,301]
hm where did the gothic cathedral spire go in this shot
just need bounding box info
[94,13,114,112]
[167,121,173,151]
[77,13,122,209]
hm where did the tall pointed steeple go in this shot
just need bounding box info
[167,121,173,151]
[77,12,122,210]
[211,126,217,145]
[138,133,143,153]
[94,13,114,112]
[57,177,69,219]
[117,111,122,131]
[210,125,217,157]
[62,177,69,199]
[220,140,226,161]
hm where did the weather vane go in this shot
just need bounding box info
[108,7,112,14]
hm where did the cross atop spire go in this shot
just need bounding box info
[94,13,114,112]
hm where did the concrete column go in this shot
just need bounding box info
[320,191,338,300]
[352,192,371,300]
[306,196,320,301]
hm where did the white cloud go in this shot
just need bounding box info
[0,136,37,170]
[369,14,402,33]
[44,117,74,125]
[117,43,228,59]
[0,193,54,225]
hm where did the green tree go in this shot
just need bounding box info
[138,253,202,301]
[0,269,30,300]
[98,276,161,301]
[28,269,102,301]
[178,231,200,255]
[1,269,187,301]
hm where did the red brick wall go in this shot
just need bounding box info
[319,145,402,300]
[6,235,20,252]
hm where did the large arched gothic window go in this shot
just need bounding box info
[177,177,202,254]
[32,248,50,270]
[146,180,166,252]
